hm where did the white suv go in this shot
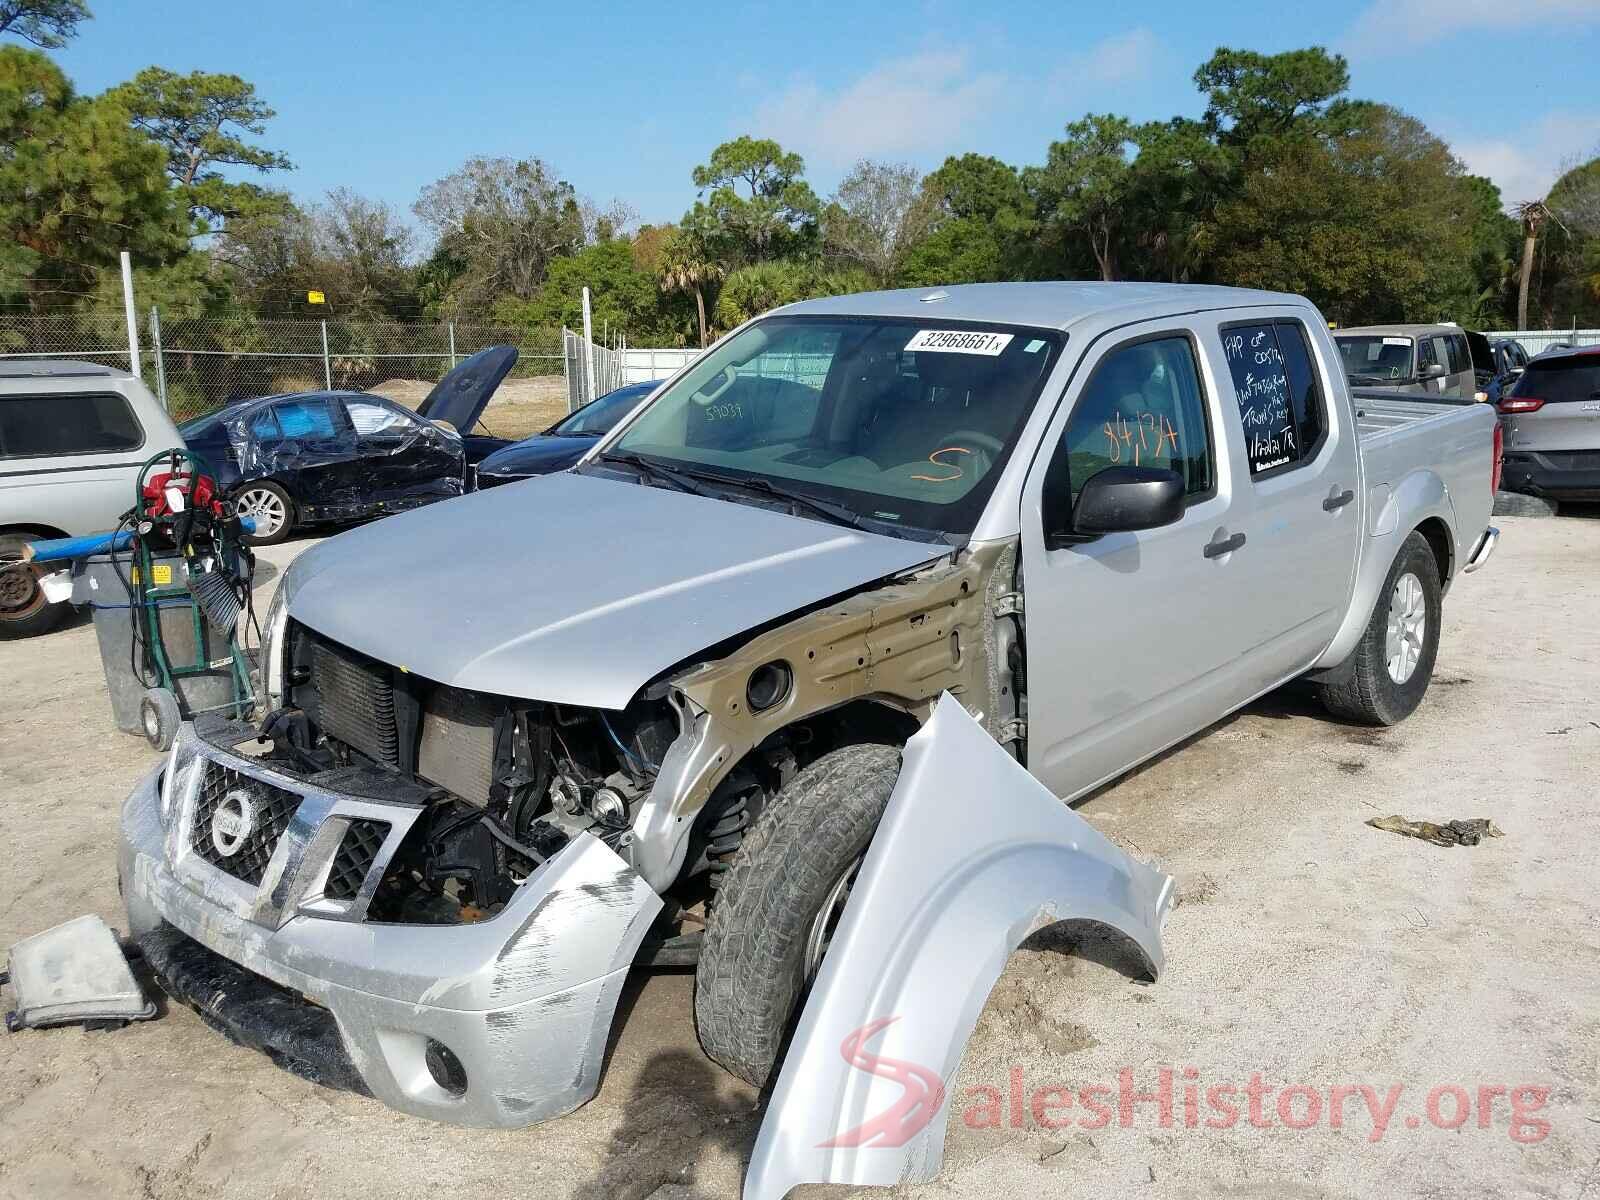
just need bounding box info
[0,360,184,636]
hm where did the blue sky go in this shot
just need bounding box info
[56,0,1600,239]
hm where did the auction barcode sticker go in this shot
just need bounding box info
[905,329,1014,356]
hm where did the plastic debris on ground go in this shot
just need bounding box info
[4,914,157,1032]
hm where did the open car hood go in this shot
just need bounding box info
[280,471,945,709]
[416,344,518,434]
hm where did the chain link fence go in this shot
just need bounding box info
[0,309,573,424]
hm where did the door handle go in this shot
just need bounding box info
[1323,488,1355,512]
[1203,532,1246,559]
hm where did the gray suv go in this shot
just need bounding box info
[1497,345,1600,501]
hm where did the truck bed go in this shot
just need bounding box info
[1351,392,1497,574]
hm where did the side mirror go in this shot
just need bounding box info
[1046,466,1186,547]
[1418,363,1447,380]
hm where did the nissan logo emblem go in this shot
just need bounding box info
[211,788,256,858]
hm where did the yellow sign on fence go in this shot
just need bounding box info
[307,290,326,305]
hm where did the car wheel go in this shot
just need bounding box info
[0,532,68,639]
[1317,531,1442,726]
[233,482,294,546]
[695,742,901,1086]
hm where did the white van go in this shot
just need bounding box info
[0,360,184,636]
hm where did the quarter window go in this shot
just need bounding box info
[1045,335,1214,510]
[0,391,143,459]
[1222,320,1327,476]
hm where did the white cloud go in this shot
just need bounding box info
[1453,112,1600,205]
[752,49,1008,169]
[1057,27,1164,90]
[751,29,1166,169]
[1344,0,1600,51]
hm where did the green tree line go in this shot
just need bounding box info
[4,2,1598,348]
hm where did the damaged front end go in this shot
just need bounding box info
[118,675,664,1125]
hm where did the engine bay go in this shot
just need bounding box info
[260,622,678,923]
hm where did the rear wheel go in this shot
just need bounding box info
[0,532,67,639]
[233,482,294,546]
[694,743,901,1086]
[1318,531,1441,726]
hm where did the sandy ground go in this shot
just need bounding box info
[1,512,1597,1200]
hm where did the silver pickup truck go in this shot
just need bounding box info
[118,284,1498,1183]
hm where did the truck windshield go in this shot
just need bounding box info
[1336,336,1415,383]
[600,316,1064,536]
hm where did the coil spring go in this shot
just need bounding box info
[704,790,753,888]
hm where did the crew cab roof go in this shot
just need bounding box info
[776,282,1306,333]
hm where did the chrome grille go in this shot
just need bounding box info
[324,819,389,902]
[190,761,301,886]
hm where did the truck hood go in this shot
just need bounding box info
[281,471,945,709]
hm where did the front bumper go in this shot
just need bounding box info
[118,721,661,1127]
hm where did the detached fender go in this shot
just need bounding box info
[743,694,1175,1200]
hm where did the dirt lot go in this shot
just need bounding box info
[1,513,1597,1200]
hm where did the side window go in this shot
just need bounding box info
[1274,321,1326,461]
[1417,337,1438,371]
[1045,335,1214,509]
[248,408,280,440]
[272,398,338,439]
[0,391,143,459]
[346,400,411,436]
[1447,335,1470,376]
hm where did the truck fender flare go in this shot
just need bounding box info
[1312,469,1455,673]
[743,694,1175,1200]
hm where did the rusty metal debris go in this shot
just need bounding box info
[1366,814,1504,847]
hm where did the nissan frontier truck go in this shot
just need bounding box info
[118,283,1499,1150]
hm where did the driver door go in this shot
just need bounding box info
[1019,326,1254,800]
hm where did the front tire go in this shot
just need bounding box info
[695,743,901,1086]
[1318,531,1442,726]
[233,481,294,546]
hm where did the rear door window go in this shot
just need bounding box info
[272,398,340,439]
[248,408,281,440]
[1510,356,1600,404]
[0,391,143,459]
[1222,320,1328,476]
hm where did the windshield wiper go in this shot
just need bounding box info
[672,468,885,535]
[598,451,714,497]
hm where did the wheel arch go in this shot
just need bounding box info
[0,522,73,543]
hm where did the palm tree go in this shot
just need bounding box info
[657,232,723,348]
[1514,199,1551,330]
